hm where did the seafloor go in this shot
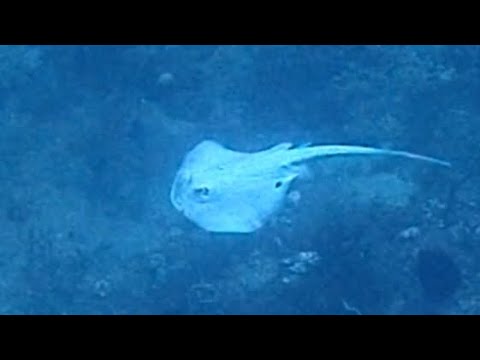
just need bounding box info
[0,45,478,314]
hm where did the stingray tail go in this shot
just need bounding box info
[288,145,452,167]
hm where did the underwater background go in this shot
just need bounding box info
[0,45,478,314]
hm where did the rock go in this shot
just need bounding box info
[416,248,462,303]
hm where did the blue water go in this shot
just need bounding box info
[0,45,478,314]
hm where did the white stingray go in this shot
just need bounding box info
[170,140,451,233]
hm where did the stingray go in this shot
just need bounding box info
[170,140,451,233]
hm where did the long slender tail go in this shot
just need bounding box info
[288,145,452,167]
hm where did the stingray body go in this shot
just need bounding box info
[170,140,450,233]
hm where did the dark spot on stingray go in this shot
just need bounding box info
[416,248,462,303]
[275,181,283,188]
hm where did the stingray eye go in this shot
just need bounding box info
[194,186,210,198]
